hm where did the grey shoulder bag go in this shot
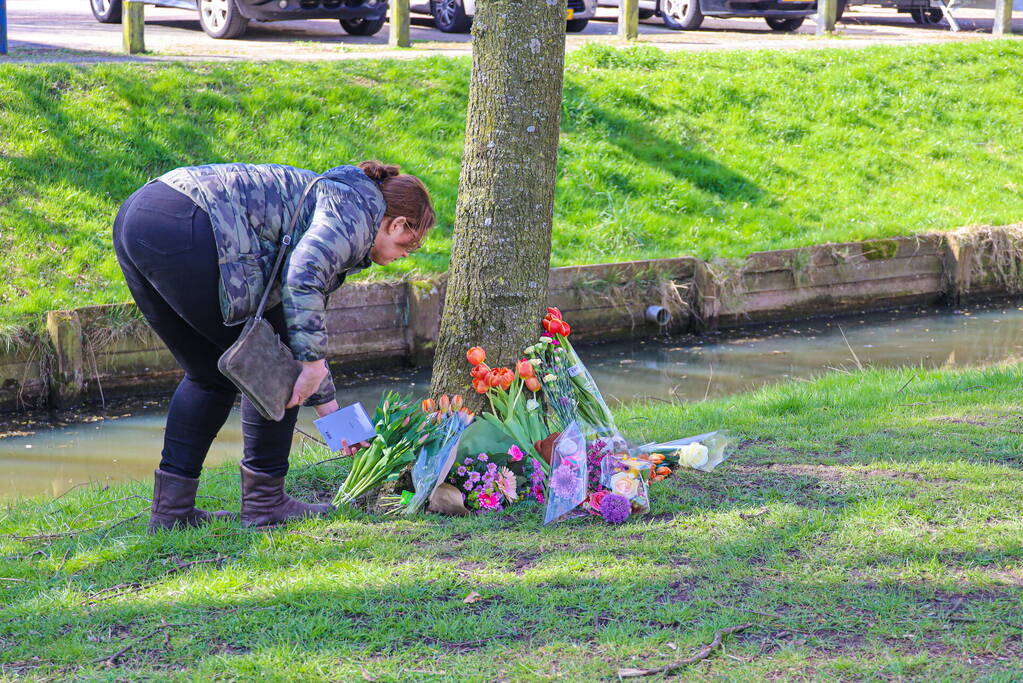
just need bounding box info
[217,176,326,422]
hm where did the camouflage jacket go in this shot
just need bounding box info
[160,163,385,406]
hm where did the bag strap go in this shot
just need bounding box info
[254,175,326,321]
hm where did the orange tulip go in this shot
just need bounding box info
[649,453,665,465]
[470,363,491,381]
[439,394,451,413]
[451,394,464,411]
[525,376,542,392]
[466,346,486,366]
[421,398,437,413]
[472,377,490,394]
[516,358,535,379]
[656,466,672,476]
[489,367,514,391]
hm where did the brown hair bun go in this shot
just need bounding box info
[358,160,436,246]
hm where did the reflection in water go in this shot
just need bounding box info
[3,303,1023,499]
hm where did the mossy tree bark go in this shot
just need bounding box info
[430,0,567,407]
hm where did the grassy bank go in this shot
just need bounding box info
[3,41,1023,333]
[1,364,1021,680]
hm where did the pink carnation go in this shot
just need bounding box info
[508,444,525,462]
[477,492,501,510]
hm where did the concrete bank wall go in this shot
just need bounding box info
[4,226,1022,412]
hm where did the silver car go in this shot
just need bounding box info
[599,0,816,30]
[410,0,597,33]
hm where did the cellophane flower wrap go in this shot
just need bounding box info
[543,421,589,525]
[527,308,618,434]
[405,406,473,515]
[600,451,651,515]
[637,431,733,473]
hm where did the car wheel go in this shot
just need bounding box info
[765,16,804,30]
[90,0,123,23]
[909,6,942,23]
[431,0,472,33]
[661,0,703,30]
[638,8,655,18]
[198,0,250,39]
[340,16,386,35]
[566,17,589,31]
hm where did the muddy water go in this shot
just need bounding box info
[4,303,1023,499]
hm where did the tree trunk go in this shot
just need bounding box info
[430,0,567,407]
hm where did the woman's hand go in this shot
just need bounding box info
[286,360,329,409]
[339,439,370,457]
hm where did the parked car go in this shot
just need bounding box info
[88,0,389,39]
[410,0,597,33]
[599,0,816,30]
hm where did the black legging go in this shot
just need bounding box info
[113,180,297,478]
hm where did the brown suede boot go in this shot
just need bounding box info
[239,464,333,527]
[148,469,234,533]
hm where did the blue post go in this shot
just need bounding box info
[1,0,8,56]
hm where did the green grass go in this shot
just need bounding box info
[2,363,1022,680]
[3,41,1023,334]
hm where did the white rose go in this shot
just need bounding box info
[675,443,709,469]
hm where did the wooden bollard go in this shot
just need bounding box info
[389,0,410,48]
[123,0,145,54]
[46,310,86,408]
[816,0,837,34]
[618,0,639,40]
[993,0,1014,35]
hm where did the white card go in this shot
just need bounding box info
[313,403,377,452]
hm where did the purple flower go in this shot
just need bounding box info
[463,480,475,492]
[508,445,525,462]
[601,494,631,524]
[559,397,570,407]
[464,456,474,464]
[468,471,481,483]
[477,453,488,462]
[486,462,498,474]
[550,464,579,498]
[457,466,467,476]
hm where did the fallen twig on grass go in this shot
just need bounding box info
[295,426,327,446]
[70,496,150,525]
[82,555,228,605]
[93,622,199,665]
[739,508,768,521]
[0,577,28,582]
[616,623,752,678]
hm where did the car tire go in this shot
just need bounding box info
[638,8,655,18]
[661,0,703,29]
[431,0,472,33]
[566,17,589,31]
[765,16,804,30]
[90,0,123,23]
[198,0,250,39]
[340,16,386,35]
[909,6,942,23]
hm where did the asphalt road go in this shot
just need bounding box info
[2,0,1020,62]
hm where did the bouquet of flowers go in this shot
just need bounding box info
[543,421,589,525]
[466,346,549,468]
[526,308,618,434]
[402,395,474,515]
[332,392,432,508]
[636,431,733,473]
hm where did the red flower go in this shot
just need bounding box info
[494,367,515,391]
[525,376,541,392]
[516,358,535,379]
[472,377,490,394]
[546,318,571,337]
[547,307,563,320]
[587,490,608,516]
[466,346,486,366]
